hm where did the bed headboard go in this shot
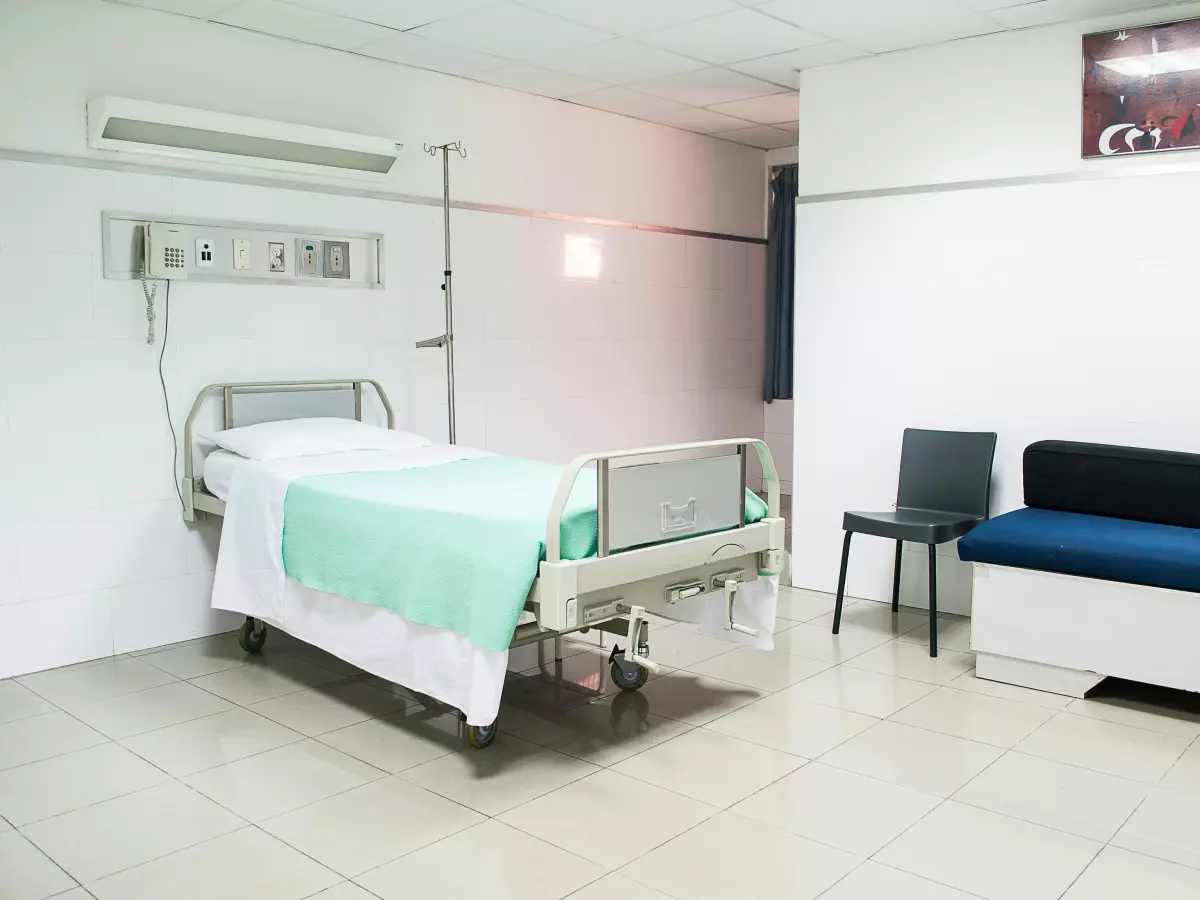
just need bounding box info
[181,379,394,522]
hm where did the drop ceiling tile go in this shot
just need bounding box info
[756,0,1004,52]
[519,0,742,35]
[715,124,797,149]
[210,0,394,50]
[565,87,688,122]
[729,43,870,87]
[708,91,798,124]
[354,32,507,76]
[473,65,609,99]
[116,0,242,17]
[644,106,758,135]
[990,0,1167,29]
[532,38,704,84]
[641,8,829,64]
[410,2,612,62]
[629,67,785,106]
[284,0,498,31]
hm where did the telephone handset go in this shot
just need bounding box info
[141,223,187,345]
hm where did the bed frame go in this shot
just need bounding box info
[182,379,785,738]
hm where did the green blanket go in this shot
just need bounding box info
[281,456,769,652]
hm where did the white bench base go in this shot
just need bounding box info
[971,563,1200,696]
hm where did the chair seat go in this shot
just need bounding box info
[843,508,982,544]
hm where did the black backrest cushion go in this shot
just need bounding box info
[1024,441,1200,528]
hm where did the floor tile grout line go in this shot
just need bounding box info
[24,782,251,887]
[1050,839,1106,900]
[13,662,184,711]
[5,824,85,896]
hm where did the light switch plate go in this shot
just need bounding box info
[233,238,252,270]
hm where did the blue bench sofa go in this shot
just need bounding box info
[958,441,1200,697]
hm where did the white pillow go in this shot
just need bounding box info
[205,418,432,461]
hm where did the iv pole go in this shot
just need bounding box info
[416,141,466,444]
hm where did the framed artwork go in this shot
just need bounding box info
[1083,17,1200,158]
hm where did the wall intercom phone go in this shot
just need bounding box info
[144,223,189,281]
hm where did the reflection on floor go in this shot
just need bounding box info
[3,587,1200,899]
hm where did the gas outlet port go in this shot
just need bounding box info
[296,239,323,277]
[324,240,349,279]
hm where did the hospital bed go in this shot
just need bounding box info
[184,379,785,748]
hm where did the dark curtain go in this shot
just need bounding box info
[763,164,797,401]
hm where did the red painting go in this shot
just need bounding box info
[1083,17,1200,158]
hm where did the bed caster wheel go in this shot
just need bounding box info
[238,619,268,654]
[610,659,649,692]
[464,720,498,749]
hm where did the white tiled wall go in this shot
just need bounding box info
[0,159,765,677]
[764,398,793,496]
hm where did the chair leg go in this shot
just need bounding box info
[927,544,938,658]
[891,540,903,612]
[832,531,853,634]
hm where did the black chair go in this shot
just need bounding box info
[832,428,997,657]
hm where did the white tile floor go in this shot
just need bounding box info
[3,588,1200,899]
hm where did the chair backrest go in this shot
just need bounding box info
[896,428,998,519]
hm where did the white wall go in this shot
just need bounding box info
[797,1,1200,196]
[0,2,766,676]
[791,2,1200,606]
[0,0,765,238]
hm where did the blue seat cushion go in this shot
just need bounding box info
[958,507,1200,594]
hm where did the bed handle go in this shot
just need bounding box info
[544,438,780,563]
[661,498,698,533]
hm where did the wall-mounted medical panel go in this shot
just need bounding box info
[101,211,384,289]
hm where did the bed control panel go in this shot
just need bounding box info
[103,212,383,289]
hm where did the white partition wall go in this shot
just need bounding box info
[790,2,1200,605]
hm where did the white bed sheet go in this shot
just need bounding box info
[202,449,249,502]
[209,444,508,725]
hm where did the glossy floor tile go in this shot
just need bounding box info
[0,743,169,826]
[1110,787,1200,869]
[0,830,76,900]
[184,740,385,822]
[399,734,598,816]
[119,707,304,777]
[621,811,858,900]
[260,777,482,877]
[899,615,972,653]
[782,665,934,718]
[705,690,877,758]
[820,720,1004,797]
[685,645,830,692]
[498,769,714,869]
[20,782,243,883]
[889,685,1056,748]
[16,657,176,709]
[86,826,341,900]
[356,820,605,900]
[876,801,1102,900]
[1061,845,1200,899]
[0,681,55,726]
[0,712,107,771]
[7,608,1200,900]
[1015,712,1191,783]
[954,751,1148,842]
[732,761,939,856]
[819,861,979,899]
[612,727,802,808]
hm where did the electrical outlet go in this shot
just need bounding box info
[233,238,252,271]
[324,240,349,279]
[195,238,215,268]
[268,242,285,273]
[296,239,322,277]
